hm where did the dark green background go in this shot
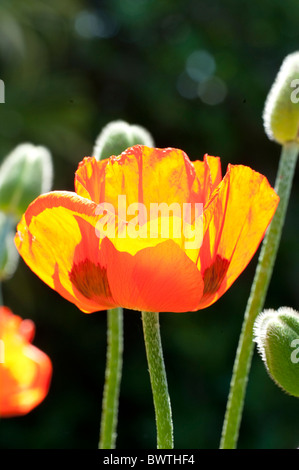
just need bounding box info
[0,0,299,449]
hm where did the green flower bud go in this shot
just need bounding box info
[0,143,53,219]
[0,212,19,281]
[263,51,299,144]
[93,120,155,160]
[253,307,299,397]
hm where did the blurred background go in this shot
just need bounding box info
[0,0,299,449]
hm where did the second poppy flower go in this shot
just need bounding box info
[0,307,52,417]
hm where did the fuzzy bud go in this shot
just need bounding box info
[263,52,299,144]
[254,307,299,397]
[93,120,154,160]
[0,143,53,219]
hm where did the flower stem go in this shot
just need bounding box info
[99,307,123,449]
[220,141,299,449]
[141,311,173,449]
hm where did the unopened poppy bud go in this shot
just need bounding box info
[263,51,299,144]
[0,143,53,219]
[0,212,19,281]
[253,307,299,397]
[93,120,155,160]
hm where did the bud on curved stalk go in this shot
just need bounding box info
[93,120,155,160]
[263,51,299,144]
[0,212,19,281]
[254,307,299,397]
[221,53,299,450]
[0,143,53,219]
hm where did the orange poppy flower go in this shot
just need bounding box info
[15,145,279,313]
[0,307,52,417]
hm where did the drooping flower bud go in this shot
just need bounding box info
[0,143,53,219]
[93,120,155,160]
[263,51,299,144]
[253,307,299,397]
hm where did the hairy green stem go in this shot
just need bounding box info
[141,311,173,449]
[99,307,123,449]
[220,142,299,449]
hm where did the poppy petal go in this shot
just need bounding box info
[74,146,198,211]
[101,237,204,313]
[14,191,117,313]
[192,154,222,205]
[198,164,279,308]
[75,157,109,203]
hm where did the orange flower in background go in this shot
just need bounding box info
[0,307,52,417]
[15,145,279,313]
